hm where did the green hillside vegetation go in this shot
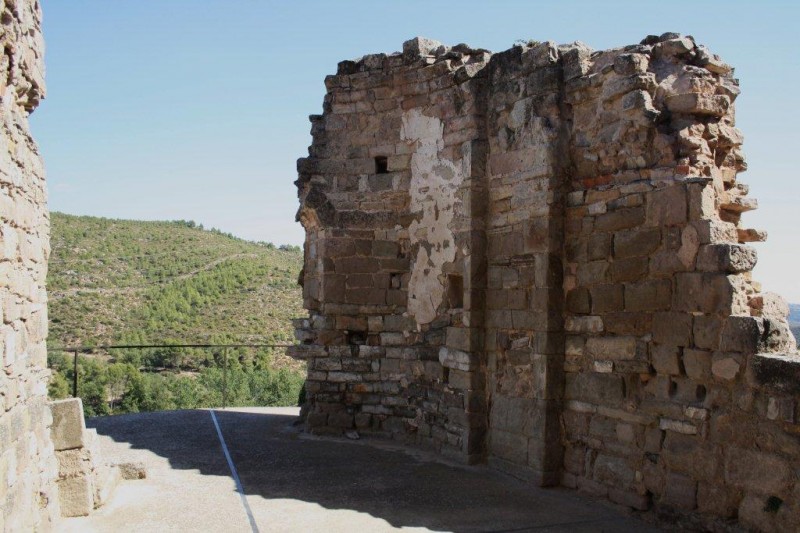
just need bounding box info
[47,212,306,416]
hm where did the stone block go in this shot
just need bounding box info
[651,344,681,375]
[438,346,478,371]
[57,476,93,517]
[603,312,652,335]
[624,280,671,312]
[719,316,762,354]
[711,353,742,381]
[611,256,648,282]
[403,37,445,61]
[50,398,87,451]
[646,185,686,226]
[609,488,650,511]
[697,482,737,518]
[590,284,623,314]
[565,373,625,404]
[665,93,730,117]
[724,447,791,494]
[696,243,757,274]
[595,207,645,233]
[661,473,697,511]
[682,349,711,380]
[652,312,692,346]
[56,449,91,479]
[585,336,637,360]
[489,428,527,466]
[672,273,734,314]
[752,353,800,394]
[762,318,797,353]
[566,288,591,314]
[564,316,603,334]
[613,227,661,259]
[593,454,634,486]
[692,315,722,350]
[445,327,482,352]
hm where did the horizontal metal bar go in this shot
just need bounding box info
[47,343,295,354]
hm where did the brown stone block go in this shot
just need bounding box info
[489,428,528,466]
[652,312,693,346]
[335,315,367,332]
[594,207,645,232]
[565,373,625,404]
[449,368,484,390]
[387,289,406,306]
[577,260,610,286]
[724,447,791,494]
[587,233,612,261]
[585,336,638,361]
[719,315,762,354]
[352,239,371,256]
[611,256,648,282]
[566,287,591,314]
[613,227,661,259]
[646,185,687,227]
[624,279,671,312]
[682,349,711,380]
[603,312,652,335]
[593,454,635,486]
[345,288,386,305]
[661,472,697,511]
[651,344,681,375]
[379,257,410,271]
[345,273,374,288]
[590,284,624,314]
[324,238,356,258]
[696,244,757,274]
[372,240,400,258]
[692,315,722,350]
[672,273,734,314]
[665,93,730,117]
[446,327,483,352]
[335,257,379,273]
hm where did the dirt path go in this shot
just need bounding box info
[53,253,260,297]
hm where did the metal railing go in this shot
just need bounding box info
[47,342,298,412]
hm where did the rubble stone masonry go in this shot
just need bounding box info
[0,0,59,529]
[295,34,800,531]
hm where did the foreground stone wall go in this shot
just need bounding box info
[295,34,800,530]
[0,0,59,529]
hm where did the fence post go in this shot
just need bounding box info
[222,347,228,409]
[72,350,79,398]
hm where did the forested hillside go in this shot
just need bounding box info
[47,212,306,416]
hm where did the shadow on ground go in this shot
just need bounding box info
[87,408,660,532]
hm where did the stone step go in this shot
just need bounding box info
[93,463,122,510]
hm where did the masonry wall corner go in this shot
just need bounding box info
[294,34,800,531]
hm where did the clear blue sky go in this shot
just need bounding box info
[33,1,800,301]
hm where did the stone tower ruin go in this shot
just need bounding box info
[294,35,800,529]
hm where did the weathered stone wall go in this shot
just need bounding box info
[294,38,491,461]
[483,44,568,485]
[558,36,800,530]
[295,34,800,531]
[0,0,59,529]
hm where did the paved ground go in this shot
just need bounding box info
[57,407,663,533]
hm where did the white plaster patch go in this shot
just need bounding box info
[400,108,464,325]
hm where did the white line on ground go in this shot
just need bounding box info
[209,409,260,533]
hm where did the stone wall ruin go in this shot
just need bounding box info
[294,34,800,530]
[0,0,60,529]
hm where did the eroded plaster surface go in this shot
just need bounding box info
[401,108,464,325]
